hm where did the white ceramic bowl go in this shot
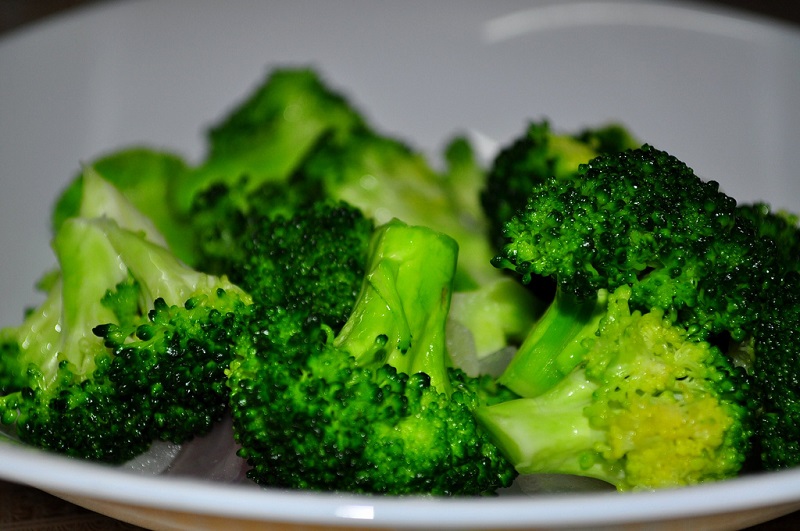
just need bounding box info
[1,1,799,529]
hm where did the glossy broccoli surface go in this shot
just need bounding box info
[481,120,639,252]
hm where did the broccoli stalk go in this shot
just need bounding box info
[228,218,517,495]
[332,219,458,391]
[496,289,608,398]
[476,286,751,490]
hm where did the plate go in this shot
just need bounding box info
[1,1,800,529]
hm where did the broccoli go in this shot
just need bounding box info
[475,286,751,490]
[173,68,364,215]
[227,218,517,495]
[750,271,800,469]
[181,67,502,289]
[0,177,251,462]
[491,144,775,398]
[481,120,639,253]
[226,199,375,332]
[737,202,800,274]
[733,203,800,470]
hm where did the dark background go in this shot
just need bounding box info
[1,0,800,34]
[0,1,799,530]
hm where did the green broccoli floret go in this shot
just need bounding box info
[750,270,800,470]
[0,190,251,462]
[181,67,502,290]
[737,202,800,274]
[492,144,775,398]
[476,286,751,490]
[174,68,365,215]
[227,219,517,495]
[481,120,639,252]
[227,199,375,332]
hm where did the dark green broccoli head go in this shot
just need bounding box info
[187,177,317,276]
[751,271,800,470]
[481,120,639,251]
[228,220,517,495]
[737,202,800,274]
[494,144,774,342]
[231,329,515,495]
[96,288,252,443]
[221,200,374,333]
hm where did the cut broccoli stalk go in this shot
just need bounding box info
[476,287,751,491]
[333,218,459,393]
[497,290,608,398]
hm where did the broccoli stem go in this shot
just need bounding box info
[333,219,458,393]
[498,289,608,398]
[476,369,612,482]
[51,218,129,378]
[93,218,245,308]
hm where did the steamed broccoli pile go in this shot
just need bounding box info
[2,65,799,495]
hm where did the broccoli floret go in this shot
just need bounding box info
[491,145,777,398]
[737,202,800,274]
[227,219,517,495]
[476,286,751,490]
[181,67,501,289]
[229,199,374,331]
[174,68,365,215]
[0,191,251,462]
[750,271,800,470]
[481,120,639,252]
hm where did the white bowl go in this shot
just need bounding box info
[1,1,799,529]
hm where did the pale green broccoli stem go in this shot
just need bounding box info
[91,218,249,308]
[5,281,63,389]
[333,219,458,393]
[475,369,615,484]
[498,290,608,398]
[78,165,169,247]
[51,218,129,378]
